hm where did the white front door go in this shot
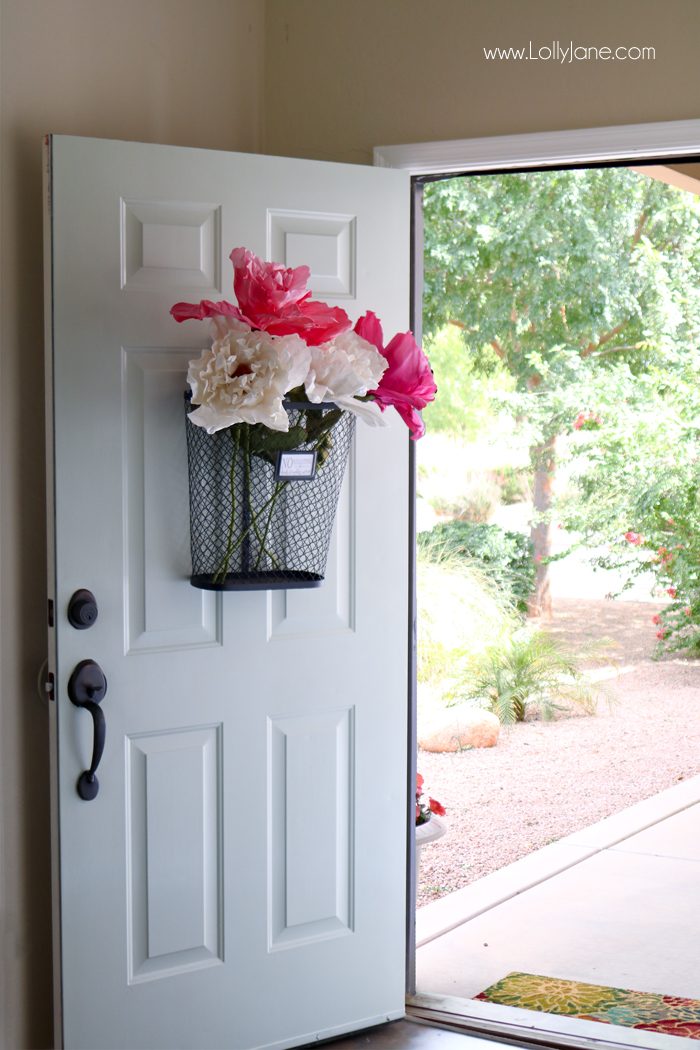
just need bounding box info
[45,135,410,1050]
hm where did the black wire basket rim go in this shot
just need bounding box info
[183,390,339,412]
[190,571,324,591]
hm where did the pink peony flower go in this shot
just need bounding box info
[230,248,350,345]
[231,246,310,318]
[624,531,643,545]
[171,248,351,347]
[354,311,436,439]
[171,297,246,325]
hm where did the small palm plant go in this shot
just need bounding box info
[451,629,602,724]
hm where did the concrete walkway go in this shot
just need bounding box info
[417,776,700,1015]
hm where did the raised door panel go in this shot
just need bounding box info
[123,348,222,653]
[268,708,355,950]
[126,725,224,983]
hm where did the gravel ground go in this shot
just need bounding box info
[416,597,700,907]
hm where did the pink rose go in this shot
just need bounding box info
[624,531,643,546]
[652,614,661,625]
[667,587,678,598]
[354,311,436,439]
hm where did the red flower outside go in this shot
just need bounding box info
[573,410,603,431]
[429,797,446,817]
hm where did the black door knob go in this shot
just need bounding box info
[67,589,98,630]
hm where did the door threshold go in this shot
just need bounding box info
[407,992,692,1050]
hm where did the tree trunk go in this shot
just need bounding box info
[528,434,557,620]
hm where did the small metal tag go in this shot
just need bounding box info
[274,450,318,481]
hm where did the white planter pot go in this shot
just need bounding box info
[415,813,447,868]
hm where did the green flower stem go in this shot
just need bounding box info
[214,472,288,578]
[254,480,286,570]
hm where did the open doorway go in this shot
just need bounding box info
[409,160,700,1045]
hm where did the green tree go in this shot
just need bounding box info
[555,365,700,652]
[423,168,700,617]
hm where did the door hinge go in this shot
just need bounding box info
[44,672,55,703]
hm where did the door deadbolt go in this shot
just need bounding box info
[67,589,98,630]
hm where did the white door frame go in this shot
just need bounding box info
[376,117,700,1044]
[374,118,700,175]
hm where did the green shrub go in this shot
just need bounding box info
[417,539,515,688]
[495,465,532,506]
[419,521,535,613]
[448,629,600,723]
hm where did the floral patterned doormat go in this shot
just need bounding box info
[475,972,700,1039]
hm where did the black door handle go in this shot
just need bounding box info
[68,659,107,801]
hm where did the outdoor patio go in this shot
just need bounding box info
[415,775,700,1043]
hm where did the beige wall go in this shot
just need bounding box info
[2,1,700,1047]
[0,2,264,1046]
[264,0,700,163]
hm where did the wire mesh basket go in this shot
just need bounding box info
[185,397,355,590]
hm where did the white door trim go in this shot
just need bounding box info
[376,115,700,1034]
[374,117,700,175]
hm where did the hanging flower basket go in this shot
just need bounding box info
[171,246,437,593]
[186,396,354,590]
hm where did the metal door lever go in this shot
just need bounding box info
[68,659,107,801]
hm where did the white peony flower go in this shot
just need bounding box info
[304,330,388,423]
[187,321,311,434]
